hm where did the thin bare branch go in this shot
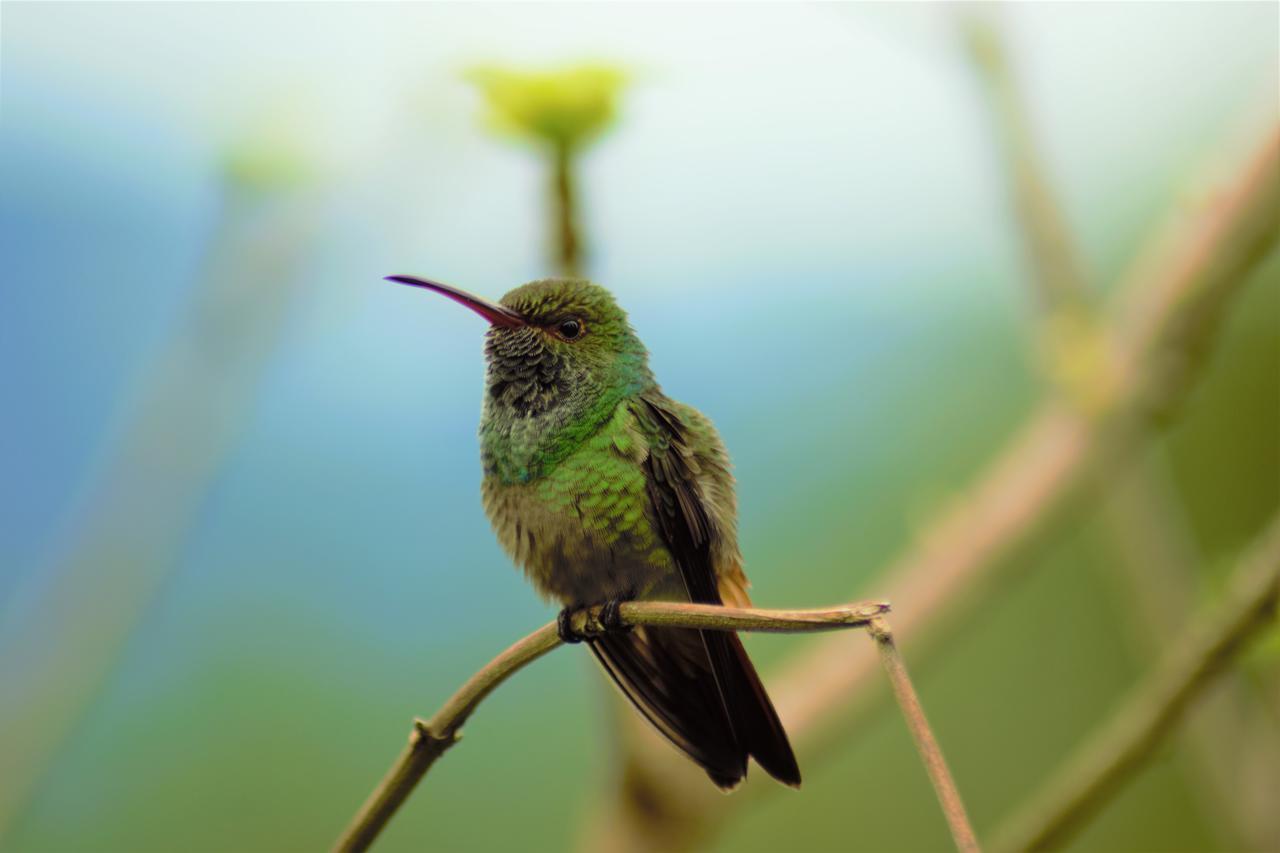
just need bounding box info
[871,617,981,853]
[992,512,1280,852]
[334,623,563,853]
[335,600,892,853]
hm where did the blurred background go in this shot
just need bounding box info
[2,3,1277,852]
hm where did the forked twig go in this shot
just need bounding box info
[334,599,979,852]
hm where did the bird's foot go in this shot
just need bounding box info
[557,599,632,644]
[557,607,585,644]
[599,599,633,634]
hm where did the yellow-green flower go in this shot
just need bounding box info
[221,106,317,190]
[467,63,627,150]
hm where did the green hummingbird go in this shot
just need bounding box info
[388,274,800,790]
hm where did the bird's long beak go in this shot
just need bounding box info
[385,275,526,328]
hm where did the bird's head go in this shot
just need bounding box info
[388,275,654,423]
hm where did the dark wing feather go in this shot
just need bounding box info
[589,393,800,789]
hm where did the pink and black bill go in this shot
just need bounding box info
[385,274,526,328]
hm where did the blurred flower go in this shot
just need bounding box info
[221,98,322,189]
[466,63,627,151]
[223,137,313,189]
[464,62,628,277]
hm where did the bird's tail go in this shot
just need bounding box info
[589,624,801,790]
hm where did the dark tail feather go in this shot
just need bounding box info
[709,631,801,787]
[589,625,800,790]
[590,626,747,789]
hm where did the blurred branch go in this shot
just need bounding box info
[966,16,1280,848]
[964,17,1090,319]
[0,149,321,838]
[552,140,583,276]
[598,116,1280,851]
[991,512,1280,852]
[338,598,979,853]
[776,113,1278,823]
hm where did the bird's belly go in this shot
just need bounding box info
[481,467,676,606]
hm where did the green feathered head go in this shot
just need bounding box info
[387,275,655,481]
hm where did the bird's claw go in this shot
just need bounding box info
[557,607,584,644]
[558,599,632,644]
[599,599,632,634]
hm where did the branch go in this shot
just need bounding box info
[334,600,896,853]
[964,14,1091,317]
[870,617,981,853]
[991,512,1280,852]
[334,623,562,853]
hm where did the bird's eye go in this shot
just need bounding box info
[557,318,584,340]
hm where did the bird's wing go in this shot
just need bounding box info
[588,392,800,789]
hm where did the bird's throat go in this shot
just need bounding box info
[480,385,629,485]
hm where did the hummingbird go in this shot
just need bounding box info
[388,274,801,790]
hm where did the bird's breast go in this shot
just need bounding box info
[480,410,675,606]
